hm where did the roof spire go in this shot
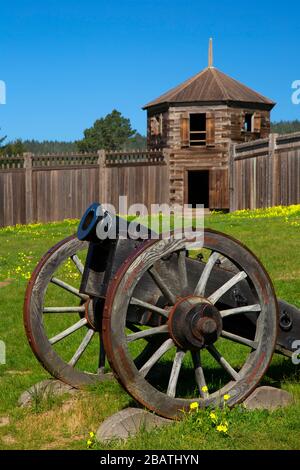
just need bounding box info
[208,38,213,68]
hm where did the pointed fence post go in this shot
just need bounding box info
[24,152,33,224]
[229,143,236,212]
[270,133,278,207]
[98,149,106,203]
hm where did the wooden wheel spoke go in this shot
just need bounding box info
[51,277,88,301]
[208,345,240,380]
[208,271,247,305]
[149,267,177,305]
[126,323,141,333]
[127,325,168,343]
[70,254,84,274]
[192,351,209,398]
[194,251,222,296]
[69,329,95,366]
[221,330,258,349]
[130,297,169,318]
[43,306,86,313]
[220,304,261,318]
[49,318,88,345]
[167,349,185,398]
[139,338,174,377]
[178,250,188,292]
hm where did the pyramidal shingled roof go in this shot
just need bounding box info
[143,66,275,109]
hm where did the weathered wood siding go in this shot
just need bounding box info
[0,150,168,227]
[147,105,271,150]
[100,164,168,211]
[0,153,101,227]
[230,133,300,211]
[2,131,299,227]
[31,167,100,223]
[230,109,271,143]
[167,105,231,149]
[146,104,271,210]
[162,106,231,209]
[147,108,169,149]
[0,168,26,227]
[169,147,228,208]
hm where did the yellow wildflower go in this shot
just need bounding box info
[201,386,208,393]
[223,394,230,401]
[89,431,95,438]
[209,411,217,422]
[190,402,199,410]
[87,439,93,448]
[216,423,228,433]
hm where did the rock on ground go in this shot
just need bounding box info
[243,386,293,410]
[96,408,172,443]
[18,379,78,408]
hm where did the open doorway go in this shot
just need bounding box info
[188,170,209,208]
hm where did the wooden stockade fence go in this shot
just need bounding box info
[0,149,169,227]
[230,132,300,211]
[1,133,300,227]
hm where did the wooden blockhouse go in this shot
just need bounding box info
[143,40,275,210]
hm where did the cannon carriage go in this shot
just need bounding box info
[24,203,300,419]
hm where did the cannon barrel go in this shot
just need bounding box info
[77,202,154,242]
[77,203,156,298]
[77,202,106,242]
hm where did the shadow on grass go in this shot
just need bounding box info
[262,355,300,387]
[146,362,230,397]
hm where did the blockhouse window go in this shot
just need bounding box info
[244,113,253,132]
[189,113,206,146]
[150,115,162,136]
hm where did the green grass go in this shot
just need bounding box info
[0,208,300,450]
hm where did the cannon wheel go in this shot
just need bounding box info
[103,229,278,419]
[23,235,112,387]
[23,235,163,387]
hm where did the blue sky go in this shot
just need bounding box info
[0,0,299,141]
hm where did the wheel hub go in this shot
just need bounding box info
[168,296,222,350]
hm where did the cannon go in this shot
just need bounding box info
[24,203,300,419]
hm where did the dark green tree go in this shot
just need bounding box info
[126,132,147,150]
[2,139,25,156]
[0,139,25,156]
[0,128,7,149]
[76,109,136,152]
[271,120,300,134]
[23,139,77,153]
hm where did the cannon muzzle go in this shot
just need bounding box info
[77,202,155,242]
[77,203,108,242]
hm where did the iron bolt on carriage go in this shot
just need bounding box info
[24,203,300,419]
